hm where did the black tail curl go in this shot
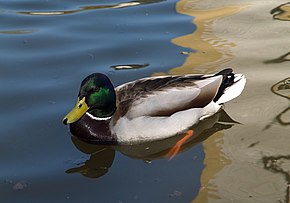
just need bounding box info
[213,68,235,102]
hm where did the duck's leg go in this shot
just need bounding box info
[166,130,194,160]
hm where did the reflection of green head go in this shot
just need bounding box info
[63,73,116,125]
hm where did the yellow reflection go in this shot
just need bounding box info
[192,132,231,203]
[168,0,247,75]
[163,0,247,202]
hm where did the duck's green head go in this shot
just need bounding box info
[63,73,116,125]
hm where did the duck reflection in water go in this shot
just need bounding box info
[66,109,238,178]
[63,68,245,178]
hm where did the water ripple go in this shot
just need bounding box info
[2,0,165,16]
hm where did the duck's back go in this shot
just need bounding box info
[114,74,223,119]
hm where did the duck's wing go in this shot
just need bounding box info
[115,74,223,119]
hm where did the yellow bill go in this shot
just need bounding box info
[63,97,89,125]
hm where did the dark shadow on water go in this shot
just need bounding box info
[66,143,115,179]
[271,77,290,100]
[264,51,290,64]
[265,3,290,129]
[66,109,238,179]
[264,77,290,130]
[270,2,290,21]
[274,107,290,126]
[262,155,290,203]
[18,0,164,16]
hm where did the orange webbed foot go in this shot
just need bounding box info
[166,130,194,160]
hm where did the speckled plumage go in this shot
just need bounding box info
[64,68,246,144]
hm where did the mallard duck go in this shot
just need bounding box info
[63,68,246,145]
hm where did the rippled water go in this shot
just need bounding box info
[0,0,202,202]
[1,0,290,202]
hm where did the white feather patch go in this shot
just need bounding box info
[113,101,221,144]
[216,74,246,104]
[86,112,112,121]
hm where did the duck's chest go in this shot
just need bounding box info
[69,114,117,144]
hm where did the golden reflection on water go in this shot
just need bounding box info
[170,1,289,201]
[192,132,231,202]
[160,0,246,202]
[168,0,246,75]
[17,0,162,16]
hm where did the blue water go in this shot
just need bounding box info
[0,0,207,202]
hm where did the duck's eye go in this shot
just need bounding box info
[78,103,83,108]
[92,87,100,92]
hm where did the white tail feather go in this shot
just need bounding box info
[216,74,246,104]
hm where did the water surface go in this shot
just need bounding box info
[0,0,203,202]
[1,0,290,202]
